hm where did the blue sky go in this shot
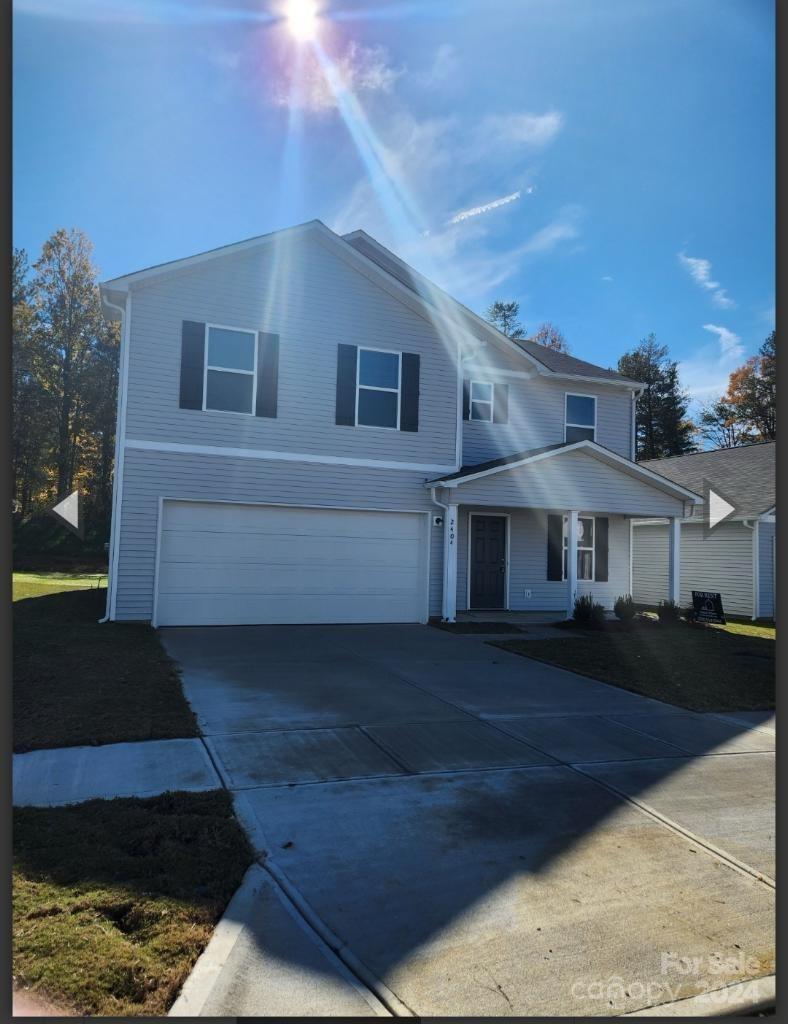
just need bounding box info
[14,0,774,406]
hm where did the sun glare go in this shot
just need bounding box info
[284,0,319,41]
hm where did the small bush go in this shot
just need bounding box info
[573,593,607,627]
[657,599,681,624]
[614,594,636,623]
[683,604,697,623]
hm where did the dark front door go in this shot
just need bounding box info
[469,515,507,609]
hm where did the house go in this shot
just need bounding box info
[99,220,701,627]
[631,442,776,621]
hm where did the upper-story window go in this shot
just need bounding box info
[205,325,257,414]
[469,381,494,421]
[356,347,401,429]
[565,393,596,443]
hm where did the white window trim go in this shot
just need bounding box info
[355,346,402,430]
[203,323,258,416]
[564,392,597,443]
[562,513,595,582]
[469,379,494,423]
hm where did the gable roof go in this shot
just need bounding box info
[639,442,776,519]
[428,439,703,503]
[343,230,641,388]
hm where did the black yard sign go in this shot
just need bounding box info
[691,590,726,625]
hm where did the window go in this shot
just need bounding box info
[563,515,594,581]
[565,393,596,443]
[356,348,401,428]
[470,381,493,421]
[204,326,257,414]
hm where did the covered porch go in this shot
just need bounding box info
[428,441,700,622]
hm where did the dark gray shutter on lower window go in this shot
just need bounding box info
[547,514,563,581]
[335,344,358,426]
[462,379,470,420]
[594,517,609,582]
[493,383,509,423]
[179,321,205,409]
[255,332,279,418]
[399,353,420,432]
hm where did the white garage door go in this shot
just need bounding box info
[155,501,429,626]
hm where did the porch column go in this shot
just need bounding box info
[443,503,459,622]
[667,516,681,605]
[566,510,578,619]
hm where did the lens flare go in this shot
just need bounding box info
[285,0,319,41]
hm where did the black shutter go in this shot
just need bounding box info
[493,383,509,423]
[255,332,279,418]
[547,514,563,581]
[594,516,609,582]
[400,353,420,432]
[335,344,358,426]
[179,321,205,409]
[462,379,470,420]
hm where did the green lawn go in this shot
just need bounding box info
[13,790,253,1017]
[496,621,775,712]
[13,572,198,752]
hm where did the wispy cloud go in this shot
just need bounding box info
[519,205,582,254]
[601,275,614,283]
[415,43,458,87]
[476,111,564,148]
[702,323,744,359]
[273,42,402,113]
[447,190,522,225]
[678,251,735,308]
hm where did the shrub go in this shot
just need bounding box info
[573,593,607,627]
[614,594,636,623]
[683,604,697,623]
[657,599,681,623]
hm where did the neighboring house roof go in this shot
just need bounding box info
[428,439,703,503]
[343,229,641,389]
[639,441,776,519]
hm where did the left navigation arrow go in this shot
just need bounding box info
[50,490,83,539]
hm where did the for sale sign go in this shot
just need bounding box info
[692,590,726,625]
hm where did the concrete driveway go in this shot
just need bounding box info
[162,624,774,1017]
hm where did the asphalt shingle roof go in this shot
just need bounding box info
[639,442,776,519]
[431,443,570,483]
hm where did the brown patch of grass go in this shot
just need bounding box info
[14,586,198,752]
[13,790,253,1017]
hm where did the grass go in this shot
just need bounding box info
[495,619,775,712]
[13,574,199,752]
[13,571,107,601]
[13,790,253,1017]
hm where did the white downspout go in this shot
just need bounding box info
[98,290,131,623]
[742,519,760,621]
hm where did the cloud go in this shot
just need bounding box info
[678,251,735,309]
[415,43,458,87]
[447,190,522,225]
[678,323,745,400]
[477,111,564,148]
[273,42,402,113]
[519,205,582,255]
[702,323,744,359]
[601,275,614,283]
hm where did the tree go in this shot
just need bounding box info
[485,300,525,339]
[724,331,776,440]
[696,398,755,449]
[531,321,570,353]
[617,334,696,459]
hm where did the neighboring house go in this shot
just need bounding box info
[631,442,775,620]
[99,220,700,627]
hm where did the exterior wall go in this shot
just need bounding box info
[461,350,633,466]
[632,520,755,617]
[758,520,775,619]
[445,451,686,518]
[124,232,458,469]
[456,507,630,612]
[116,447,444,620]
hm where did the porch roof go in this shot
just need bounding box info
[427,440,703,507]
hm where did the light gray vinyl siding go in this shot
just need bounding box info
[456,508,630,611]
[462,355,633,466]
[124,232,458,468]
[116,448,443,620]
[445,451,686,517]
[758,520,775,618]
[632,521,755,617]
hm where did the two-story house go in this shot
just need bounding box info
[99,220,700,627]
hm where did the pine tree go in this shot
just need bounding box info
[485,300,525,339]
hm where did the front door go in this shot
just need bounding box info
[469,515,507,609]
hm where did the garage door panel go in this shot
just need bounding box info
[156,501,428,626]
